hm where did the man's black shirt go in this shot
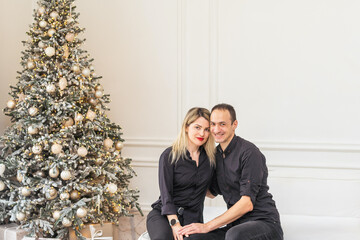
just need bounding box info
[210,135,281,226]
[152,147,214,225]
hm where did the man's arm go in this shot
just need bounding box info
[179,195,253,235]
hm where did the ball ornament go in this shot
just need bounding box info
[32,144,42,154]
[48,28,56,37]
[115,141,124,151]
[21,187,31,197]
[16,212,26,221]
[27,61,35,69]
[0,181,6,191]
[45,47,56,57]
[86,109,96,121]
[107,183,118,194]
[95,90,103,98]
[62,217,72,227]
[28,107,38,116]
[77,147,88,157]
[7,100,16,109]
[60,170,71,180]
[53,210,61,220]
[49,167,59,178]
[104,138,113,149]
[65,32,75,42]
[70,190,80,200]
[39,20,47,28]
[51,143,62,154]
[46,84,56,93]
[76,207,87,218]
[59,77,68,90]
[60,192,70,200]
[0,164,5,176]
[28,126,38,135]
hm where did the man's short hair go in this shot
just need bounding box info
[211,103,237,123]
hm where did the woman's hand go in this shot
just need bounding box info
[178,223,210,236]
[171,223,184,240]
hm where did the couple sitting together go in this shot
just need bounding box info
[146,104,283,240]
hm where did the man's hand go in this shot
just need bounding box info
[171,224,185,240]
[178,223,210,236]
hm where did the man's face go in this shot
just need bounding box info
[210,109,237,144]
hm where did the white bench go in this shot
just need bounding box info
[138,206,360,240]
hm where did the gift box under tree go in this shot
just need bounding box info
[68,222,117,240]
[0,224,28,240]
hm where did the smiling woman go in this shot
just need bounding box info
[146,107,216,240]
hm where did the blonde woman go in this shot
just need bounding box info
[146,107,216,240]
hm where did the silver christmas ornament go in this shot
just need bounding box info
[50,11,59,19]
[60,192,70,200]
[82,68,91,77]
[27,61,35,69]
[39,20,47,28]
[21,187,31,197]
[107,183,118,194]
[95,90,103,98]
[104,138,113,149]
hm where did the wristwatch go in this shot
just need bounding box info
[169,218,179,226]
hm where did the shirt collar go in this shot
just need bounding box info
[216,134,237,156]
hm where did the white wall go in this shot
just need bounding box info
[0,0,359,219]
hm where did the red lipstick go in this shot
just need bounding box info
[196,137,204,141]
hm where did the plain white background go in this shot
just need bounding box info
[0,0,359,219]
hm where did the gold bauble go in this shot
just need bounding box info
[65,32,75,42]
[28,107,38,116]
[86,109,96,121]
[59,77,68,90]
[104,138,113,149]
[51,143,62,154]
[72,65,80,73]
[76,207,87,218]
[53,210,61,220]
[95,158,103,166]
[49,167,59,178]
[115,141,124,151]
[63,117,74,127]
[28,126,38,135]
[16,212,26,221]
[60,192,70,200]
[60,170,72,180]
[95,85,103,91]
[7,100,16,109]
[82,68,91,77]
[32,144,42,154]
[94,90,103,98]
[27,61,35,69]
[48,28,56,37]
[75,113,84,122]
[70,190,80,200]
[77,147,88,157]
[50,11,59,19]
[62,217,72,227]
[0,181,6,191]
[21,187,31,197]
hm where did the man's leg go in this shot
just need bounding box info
[184,228,227,240]
[225,221,283,240]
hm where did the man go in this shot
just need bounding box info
[179,103,283,240]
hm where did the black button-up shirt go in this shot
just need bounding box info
[152,147,214,225]
[210,135,280,225]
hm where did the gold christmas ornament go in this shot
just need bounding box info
[39,20,47,28]
[95,158,103,166]
[95,85,103,91]
[6,100,16,109]
[37,7,45,15]
[49,188,57,196]
[53,210,61,220]
[59,77,68,90]
[60,192,70,200]
[65,32,75,42]
[107,183,118,194]
[16,212,26,221]
[94,90,103,98]
[86,109,96,121]
[115,141,124,151]
[0,181,6,191]
[48,28,56,37]
[17,172,23,182]
[104,138,113,149]
[77,146,88,157]
[21,187,31,197]
[76,207,87,218]
[50,11,59,19]
[51,143,62,154]
[71,65,80,73]
[45,47,56,57]
[49,167,60,178]
[82,68,91,77]
[27,61,35,69]
[62,217,72,227]
[0,163,5,176]
[89,98,98,106]
[63,117,74,127]
[70,190,80,200]
[28,107,38,116]
[46,84,56,93]
[32,144,42,154]
[28,126,38,135]
[60,170,72,180]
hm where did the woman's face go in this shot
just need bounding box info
[186,117,210,148]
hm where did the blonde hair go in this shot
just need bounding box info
[171,107,216,166]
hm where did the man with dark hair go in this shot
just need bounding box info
[180,103,283,240]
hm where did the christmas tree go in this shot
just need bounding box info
[0,0,141,239]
